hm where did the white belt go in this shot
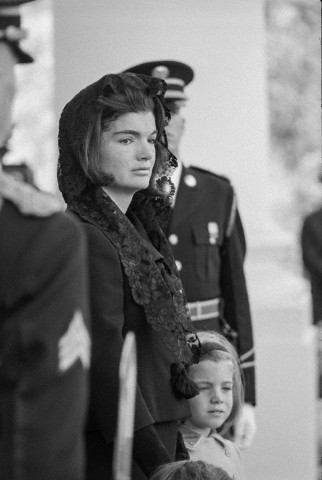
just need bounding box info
[188,298,221,322]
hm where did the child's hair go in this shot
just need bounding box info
[191,330,244,434]
[150,460,233,480]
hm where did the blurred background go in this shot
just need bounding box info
[4,0,321,479]
[6,0,321,229]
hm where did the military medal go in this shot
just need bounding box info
[208,222,219,245]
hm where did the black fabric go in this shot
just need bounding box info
[175,430,190,461]
[80,216,192,478]
[301,207,322,325]
[56,74,198,477]
[68,190,194,362]
[0,201,90,480]
[132,423,177,478]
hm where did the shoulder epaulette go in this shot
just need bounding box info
[189,165,231,184]
[226,192,237,238]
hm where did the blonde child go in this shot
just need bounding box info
[180,331,245,480]
[150,460,233,480]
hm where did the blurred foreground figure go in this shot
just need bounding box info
[0,4,90,479]
[124,60,256,449]
[150,460,233,480]
[301,206,322,327]
[301,204,322,402]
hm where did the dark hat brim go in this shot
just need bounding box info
[0,0,36,6]
[123,60,194,85]
[123,60,194,102]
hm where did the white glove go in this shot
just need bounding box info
[234,403,257,450]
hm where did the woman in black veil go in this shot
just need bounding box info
[57,73,198,479]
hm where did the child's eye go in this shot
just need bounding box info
[223,386,232,391]
[148,138,156,144]
[198,386,210,391]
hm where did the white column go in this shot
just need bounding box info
[53,1,318,478]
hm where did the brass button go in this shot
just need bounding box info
[184,174,197,187]
[168,233,179,245]
[175,260,182,271]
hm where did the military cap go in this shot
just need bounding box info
[0,1,35,63]
[123,60,194,101]
[0,0,35,4]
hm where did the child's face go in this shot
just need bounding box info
[185,359,234,436]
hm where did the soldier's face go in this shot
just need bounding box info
[0,43,16,149]
[165,104,185,155]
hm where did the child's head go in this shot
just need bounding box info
[185,331,244,435]
[150,460,233,480]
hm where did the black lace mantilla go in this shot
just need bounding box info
[57,73,177,219]
[70,187,194,362]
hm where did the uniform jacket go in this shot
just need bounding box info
[164,165,255,405]
[0,200,90,480]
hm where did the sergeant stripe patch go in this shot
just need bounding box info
[58,310,90,372]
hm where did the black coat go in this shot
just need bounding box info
[76,207,191,480]
[164,166,256,405]
[0,201,90,480]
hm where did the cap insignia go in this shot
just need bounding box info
[0,25,26,42]
[151,65,170,79]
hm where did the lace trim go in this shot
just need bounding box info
[70,187,194,361]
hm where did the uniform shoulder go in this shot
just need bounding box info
[305,206,322,224]
[302,207,322,237]
[188,166,234,195]
[189,165,232,185]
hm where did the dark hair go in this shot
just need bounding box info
[189,331,244,434]
[80,74,170,193]
[150,460,233,480]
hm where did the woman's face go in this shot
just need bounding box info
[99,111,157,197]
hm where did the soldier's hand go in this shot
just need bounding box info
[234,403,257,449]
